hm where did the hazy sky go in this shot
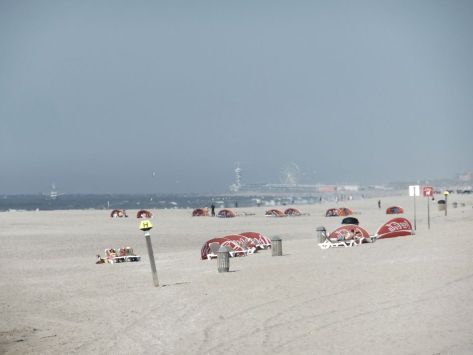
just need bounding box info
[1,0,472,194]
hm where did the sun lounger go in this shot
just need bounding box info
[102,247,140,263]
[105,248,126,263]
[119,247,141,262]
[206,242,221,260]
[317,235,364,249]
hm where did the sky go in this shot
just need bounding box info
[1,0,472,194]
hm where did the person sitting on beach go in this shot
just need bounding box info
[106,248,116,257]
[343,230,353,240]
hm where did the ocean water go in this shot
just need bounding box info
[0,193,325,211]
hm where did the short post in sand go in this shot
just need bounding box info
[217,246,230,273]
[443,190,449,216]
[316,226,327,243]
[139,220,159,287]
[271,236,282,256]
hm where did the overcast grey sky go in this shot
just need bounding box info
[1,0,472,194]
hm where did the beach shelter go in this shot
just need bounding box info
[110,209,128,218]
[284,207,302,216]
[376,217,414,239]
[217,209,236,218]
[192,208,209,217]
[221,234,257,250]
[239,232,272,249]
[325,208,339,217]
[200,237,246,260]
[265,209,286,217]
[386,206,404,214]
[341,217,359,225]
[329,225,370,242]
[136,209,153,218]
[338,207,353,216]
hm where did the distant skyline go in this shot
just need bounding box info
[1,1,472,194]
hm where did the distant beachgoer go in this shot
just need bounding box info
[211,204,215,216]
[234,201,238,208]
[378,200,381,209]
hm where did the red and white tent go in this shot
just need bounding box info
[265,209,286,217]
[386,206,404,214]
[325,208,339,217]
[192,208,209,216]
[217,209,237,218]
[284,207,302,216]
[200,237,246,260]
[136,210,153,218]
[329,224,370,242]
[239,231,272,249]
[326,207,353,217]
[376,217,414,239]
[221,234,257,250]
[110,209,127,218]
[338,208,353,216]
[201,232,271,260]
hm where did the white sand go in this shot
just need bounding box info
[1,195,473,354]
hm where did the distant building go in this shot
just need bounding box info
[340,185,359,192]
[317,185,337,193]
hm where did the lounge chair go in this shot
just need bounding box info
[105,248,126,263]
[317,233,364,250]
[119,247,141,262]
[206,242,221,260]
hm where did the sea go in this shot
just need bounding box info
[0,193,328,212]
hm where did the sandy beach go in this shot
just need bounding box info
[1,195,473,354]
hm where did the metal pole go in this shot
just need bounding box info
[427,196,430,229]
[445,194,448,216]
[145,232,159,287]
[413,193,417,230]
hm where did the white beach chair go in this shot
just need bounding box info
[318,236,364,249]
[206,242,221,260]
[104,248,126,263]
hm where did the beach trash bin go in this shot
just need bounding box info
[316,226,327,243]
[271,236,282,256]
[217,246,230,273]
[437,200,446,211]
[452,202,458,208]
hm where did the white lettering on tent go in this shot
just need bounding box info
[385,221,410,232]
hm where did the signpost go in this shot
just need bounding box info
[409,185,420,230]
[423,186,433,229]
[139,220,159,287]
[443,191,449,216]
